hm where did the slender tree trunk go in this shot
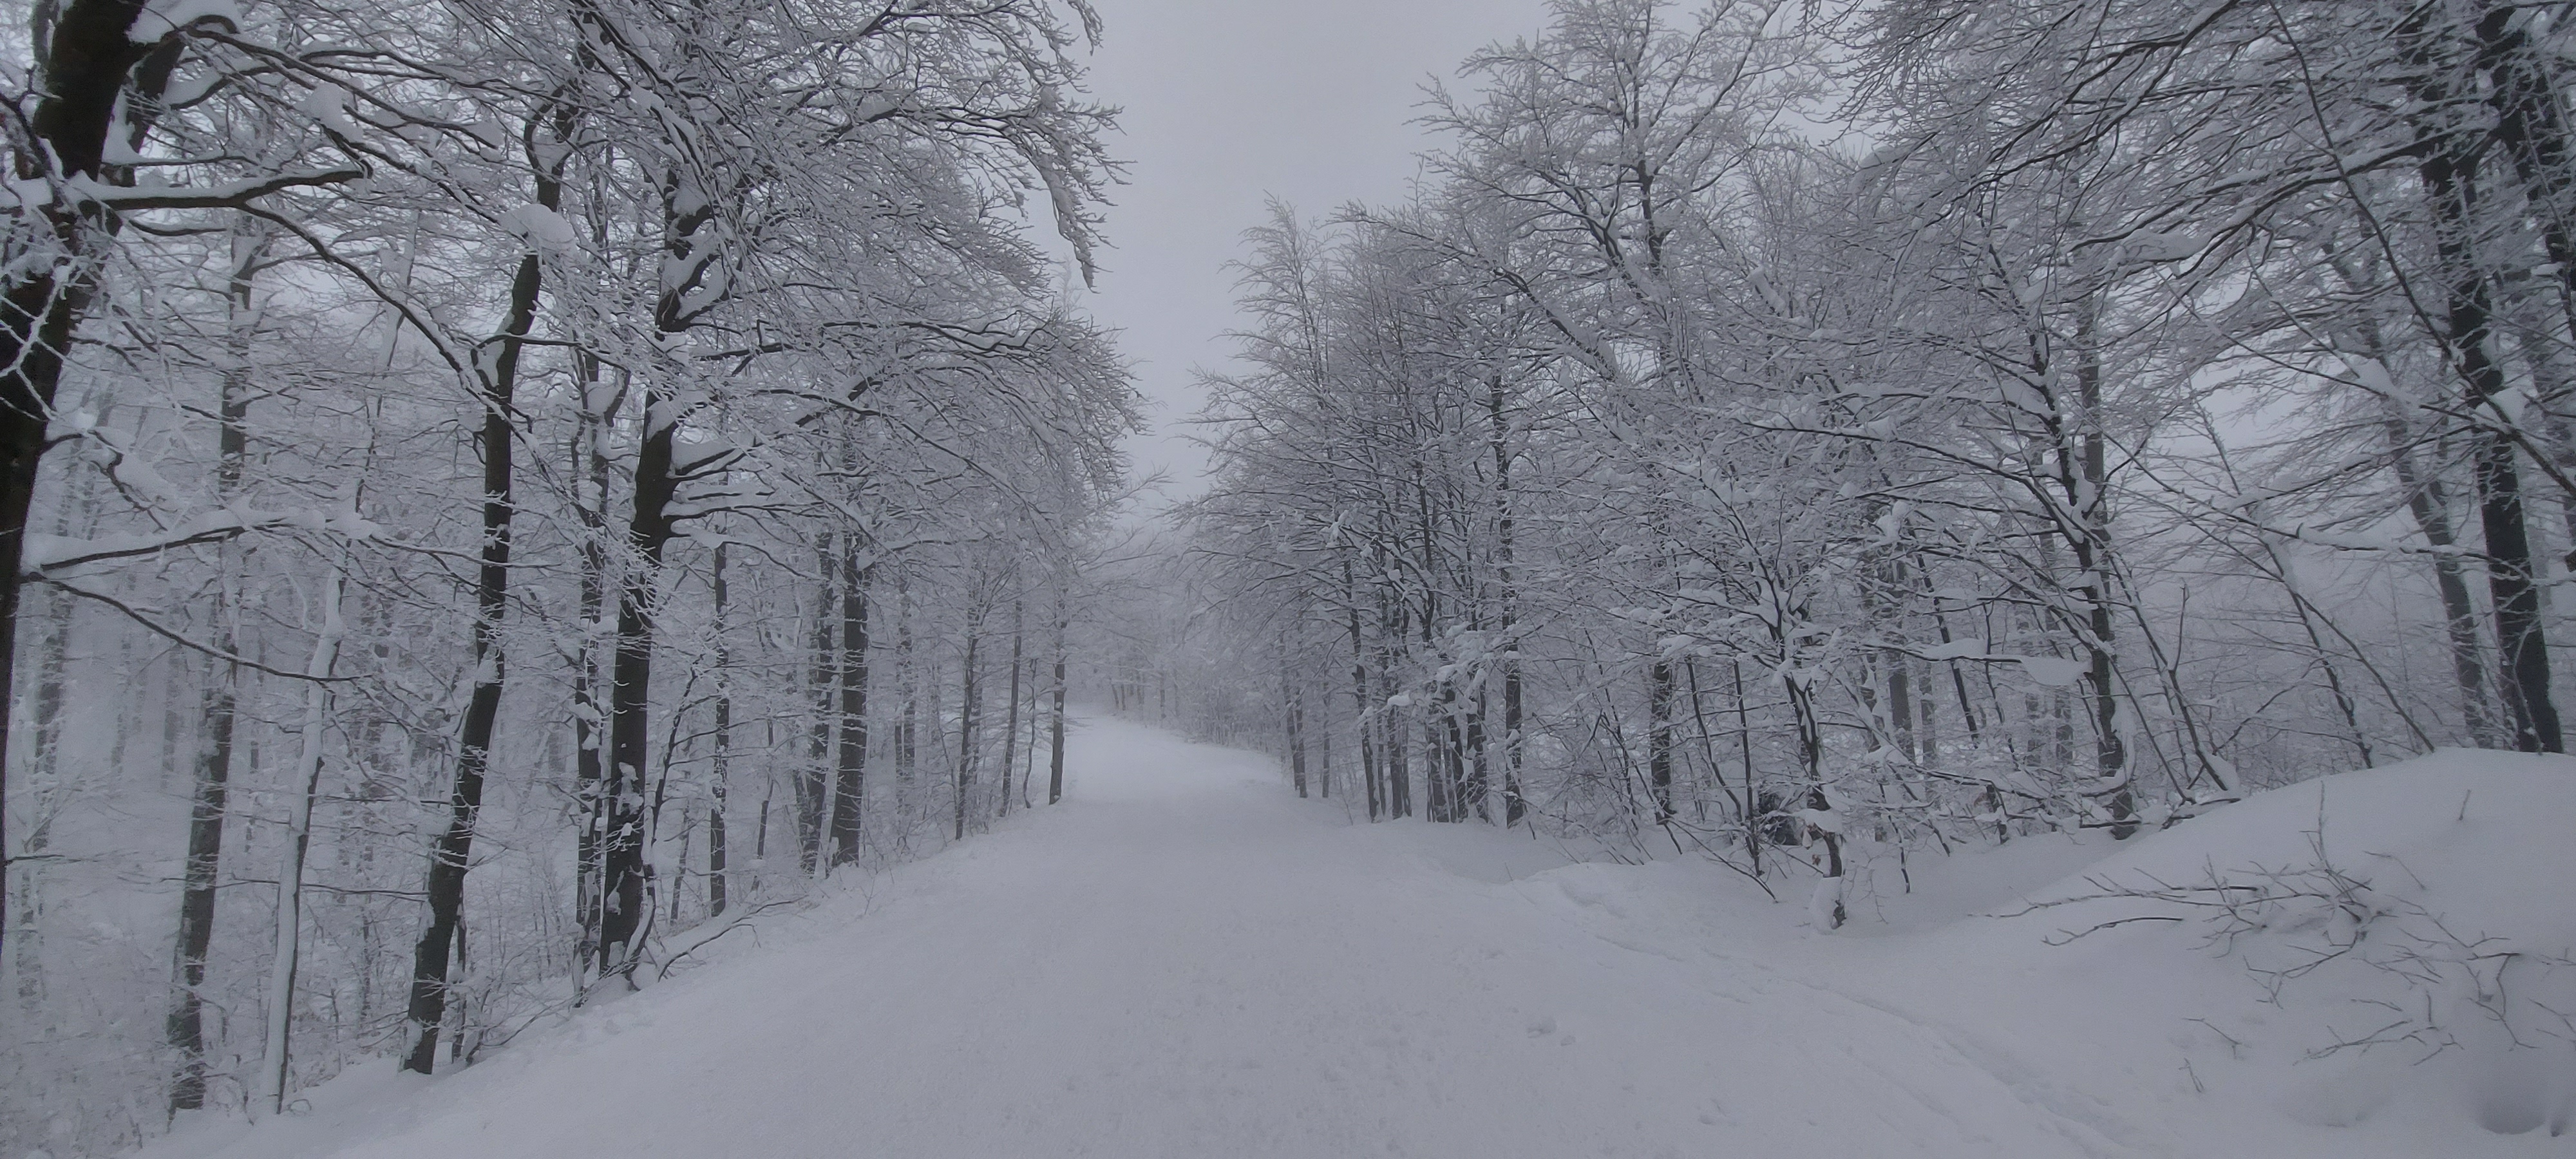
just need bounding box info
[955,610,981,841]
[600,194,713,978]
[708,543,730,917]
[1048,614,1068,804]
[1880,568,1917,764]
[1343,555,1381,822]
[1465,680,1488,822]
[569,370,611,977]
[405,123,556,1067]
[1649,658,1676,823]
[1318,711,1334,799]
[1734,659,1761,881]
[2067,296,2137,834]
[999,599,1023,815]
[1381,592,1410,820]
[1786,668,1844,928]
[898,575,918,784]
[262,561,344,1113]
[797,538,837,874]
[169,226,262,1113]
[1282,632,1307,797]
[1485,374,1526,826]
[599,396,671,975]
[831,546,869,866]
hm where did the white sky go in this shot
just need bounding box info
[1071,0,1553,504]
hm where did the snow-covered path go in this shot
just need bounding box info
[182,720,2160,1159]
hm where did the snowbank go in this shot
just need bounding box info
[1942,749,2576,1148]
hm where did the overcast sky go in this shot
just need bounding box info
[1070,0,1553,504]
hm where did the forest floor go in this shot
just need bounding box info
[146,719,2572,1158]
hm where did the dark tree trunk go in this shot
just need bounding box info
[1486,374,1524,826]
[2065,296,2137,836]
[2412,12,2564,753]
[1648,659,1675,823]
[831,546,869,866]
[402,215,540,1076]
[599,391,673,975]
[1786,670,1844,928]
[1379,601,1409,820]
[708,543,730,917]
[1343,555,1381,822]
[167,659,236,1113]
[999,599,1023,815]
[1734,659,1761,881]
[1883,641,1916,764]
[898,576,918,784]
[1048,615,1068,804]
[1318,711,1334,799]
[955,612,981,841]
[797,539,837,874]
[1287,670,1309,798]
[594,139,727,978]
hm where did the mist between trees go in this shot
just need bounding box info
[0,0,1141,1151]
[1156,0,2576,934]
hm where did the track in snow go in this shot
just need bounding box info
[178,719,2149,1159]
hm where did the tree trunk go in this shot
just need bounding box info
[831,545,869,866]
[570,364,616,979]
[1649,658,1676,822]
[261,561,344,1112]
[1343,554,1381,822]
[167,651,236,1114]
[2414,23,2564,753]
[599,392,671,975]
[999,598,1023,815]
[1380,593,1410,820]
[956,610,981,841]
[167,225,261,1113]
[797,538,837,874]
[1785,668,1844,928]
[898,574,918,784]
[1281,632,1307,798]
[2059,294,2137,836]
[1048,613,1068,804]
[708,543,730,917]
[405,118,558,1066]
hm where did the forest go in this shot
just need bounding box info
[2,0,1137,1149]
[5,0,2575,1154]
[1166,0,2576,925]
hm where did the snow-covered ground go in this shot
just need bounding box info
[145,721,2573,1158]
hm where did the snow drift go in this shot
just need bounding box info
[1949,749,2576,1146]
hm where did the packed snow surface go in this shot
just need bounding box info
[149,725,2572,1158]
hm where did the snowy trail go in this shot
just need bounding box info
[184,721,2162,1159]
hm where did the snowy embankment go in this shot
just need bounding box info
[142,726,2571,1158]
[1920,751,2576,1147]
